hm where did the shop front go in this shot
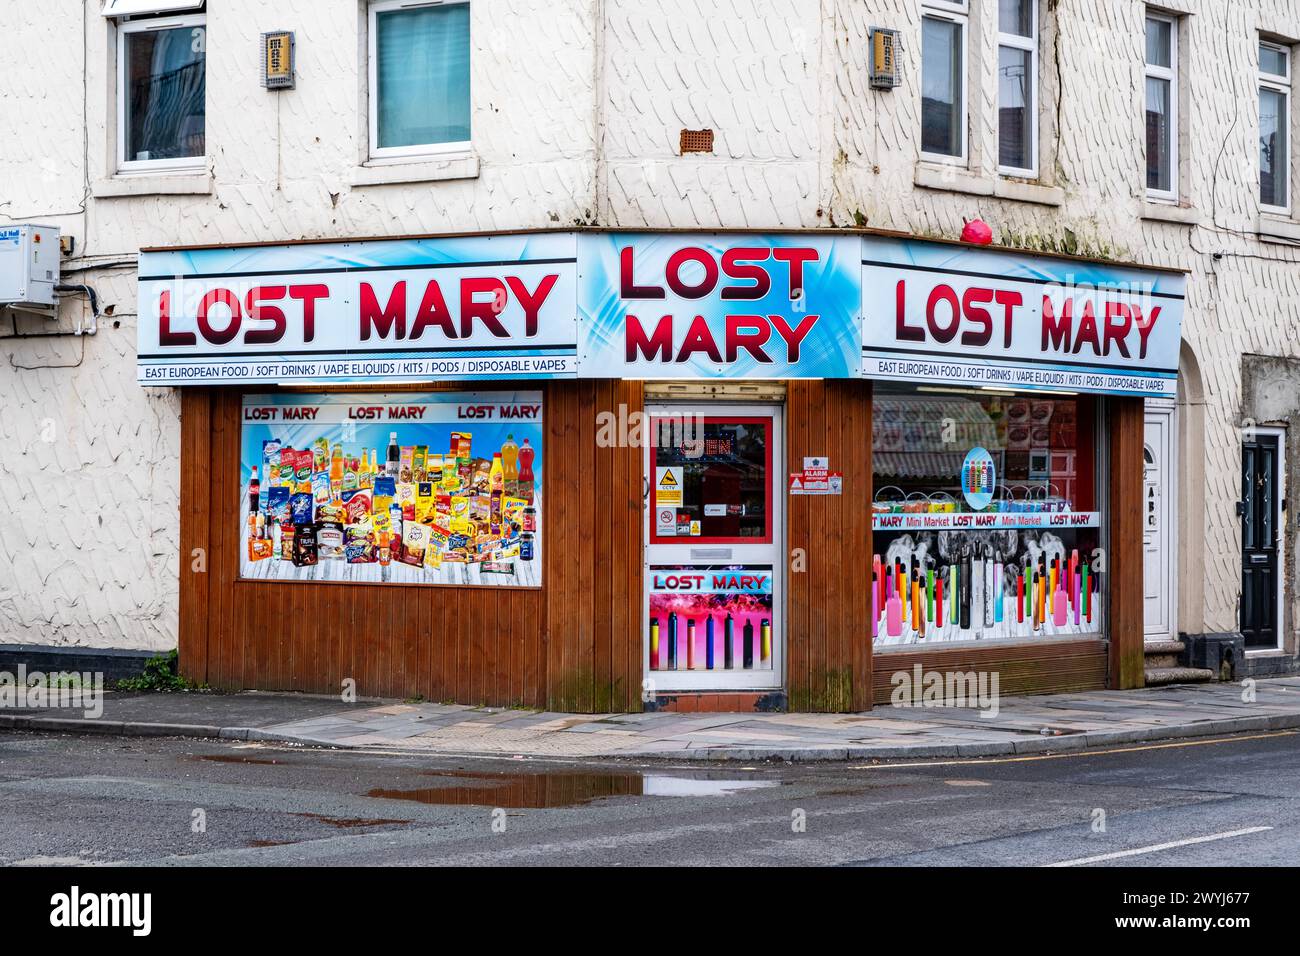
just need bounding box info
[141,229,1183,712]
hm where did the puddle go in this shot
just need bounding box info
[366,769,780,809]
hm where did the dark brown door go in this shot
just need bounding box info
[1241,433,1281,649]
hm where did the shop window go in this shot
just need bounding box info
[239,391,541,587]
[113,5,207,172]
[921,1,967,162]
[368,0,471,159]
[1260,39,1292,214]
[997,0,1037,177]
[1144,11,1177,201]
[871,384,1103,648]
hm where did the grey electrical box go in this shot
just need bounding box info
[869,28,902,90]
[261,31,295,90]
[0,223,59,308]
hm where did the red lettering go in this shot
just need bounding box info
[626,314,673,362]
[288,284,328,342]
[1041,296,1073,352]
[960,287,994,347]
[895,279,924,342]
[409,280,456,340]
[720,248,772,300]
[243,286,286,345]
[1133,304,1160,359]
[1103,301,1133,358]
[619,246,664,299]
[676,314,724,363]
[995,289,1022,348]
[505,273,558,336]
[197,288,241,346]
[1071,300,1101,355]
[460,277,510,337]
[157,289,195,346]
[360,281,406,341]
[665,247,719,299]
[926,284,961,343]
[772,247,818,298]
[725,315,772,363]
[768,313,818,362]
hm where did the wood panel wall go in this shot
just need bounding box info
[785,379,873,712]
[871,639,1109,702]
[1107,395,1146,690]
[178,380,644,712]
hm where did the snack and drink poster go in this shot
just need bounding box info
[647,566,774,672]
[239,391,542,587]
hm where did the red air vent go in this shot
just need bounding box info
[680,129,715,154]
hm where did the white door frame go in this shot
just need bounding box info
[642,402,785,691]
[1143,400,1178,643]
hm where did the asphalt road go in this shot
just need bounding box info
[0,729,1295,866]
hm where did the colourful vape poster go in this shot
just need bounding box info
[239,391,542,587]
[647,566,774,672]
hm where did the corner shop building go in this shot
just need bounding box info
[142,228,1184,712]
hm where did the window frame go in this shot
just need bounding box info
[1259,40,1292,217]
[367,0,473,163]
[919,1,969,166]
[115,11,207,175]
[997,0,1039,178]
[1143,11,1178,203]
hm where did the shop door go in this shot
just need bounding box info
[1241,430,1284,650]
[644,405,782,691]
[1143,405,1176,643]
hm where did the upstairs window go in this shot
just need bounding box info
[1144,12,1177,200]
[1260,40,1291,213]
[997,0,1038,176]
[921,1,967,162]
[110,2,207,172]
[369,0,472,159]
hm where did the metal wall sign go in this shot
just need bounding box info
[137,231,1185,397]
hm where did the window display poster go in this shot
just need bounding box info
[239,392,542,587]
[648,566,773,671]
[871,529,1103,647]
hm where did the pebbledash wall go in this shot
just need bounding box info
[1,0,1298,682]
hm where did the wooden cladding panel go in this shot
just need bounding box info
[178,381,644,711]
[786,380,873,712]
[872,639,1108,701]
[1107,395,1146,690]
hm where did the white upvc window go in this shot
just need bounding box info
[367,0,472,161]
[997,0,1038,177]
[1144,11,1177,201]
[113,8,207,173]
[1260,40,1291,215]
[920,0,968,164]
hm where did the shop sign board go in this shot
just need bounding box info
[138,231,1184,397]
[860,236,1185,398]
[137,234,579,385]
[576,232,863,379]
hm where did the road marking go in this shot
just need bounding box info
[1045,827,1274,867]
[848,730,1297,770]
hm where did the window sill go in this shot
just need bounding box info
[92,171,212,198]
[352,153,480,187]
[1141,201,1201,225]
[1257,214,1300,244]
[913,163,1063,206]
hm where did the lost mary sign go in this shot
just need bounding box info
[577,233,862,378]
[860,236,1185,397]
[136,233,579,385]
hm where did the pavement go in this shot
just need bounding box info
[3,677,1300,761]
